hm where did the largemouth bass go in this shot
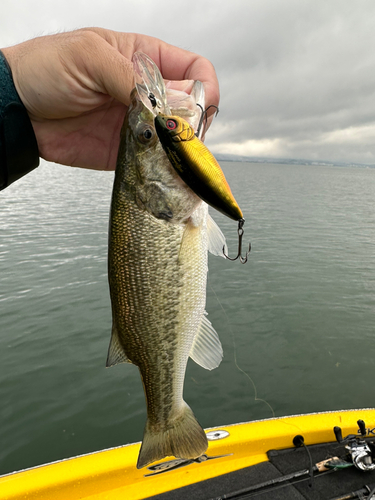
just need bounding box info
[108,53,239,469]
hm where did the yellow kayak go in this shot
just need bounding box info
[1,408,375,500]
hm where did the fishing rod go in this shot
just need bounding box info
[210,458,340,499]
[210,420,375,500]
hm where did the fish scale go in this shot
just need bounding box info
[110,199,206,455]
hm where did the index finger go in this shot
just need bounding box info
[82,28,220,113]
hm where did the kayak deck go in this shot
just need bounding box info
[148,437,375,499]
[1,409,375,499]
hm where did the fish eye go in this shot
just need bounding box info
[166,119,177,130]
[143,129,153,140]
[137,126,155,144]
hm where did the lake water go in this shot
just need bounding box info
[1,160,375,476]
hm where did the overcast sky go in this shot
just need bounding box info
[2,0,375,164]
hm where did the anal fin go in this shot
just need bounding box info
[189,315,223,370]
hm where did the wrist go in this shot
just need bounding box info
[0,50,39,190]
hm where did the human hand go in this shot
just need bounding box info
[2,28,219,171]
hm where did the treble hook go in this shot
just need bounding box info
[196,104,219,137]
[223,219,251,264]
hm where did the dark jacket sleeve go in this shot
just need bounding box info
[0,50,39,190]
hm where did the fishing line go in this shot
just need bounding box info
[209,284,275,418]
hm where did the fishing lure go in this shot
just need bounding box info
[153,107,250,263]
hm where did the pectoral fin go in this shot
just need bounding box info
[189,315,223,370]
[106,324,132,367]
[207,214,228,258]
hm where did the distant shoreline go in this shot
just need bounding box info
[213,153,375,169]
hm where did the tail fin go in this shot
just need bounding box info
[136,403,208,469]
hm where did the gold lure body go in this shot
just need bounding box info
[154,114,243,222]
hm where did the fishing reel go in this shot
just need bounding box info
[334,419,375,472]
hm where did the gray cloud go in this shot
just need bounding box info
[2,0,375,163]
[204,1,375,163]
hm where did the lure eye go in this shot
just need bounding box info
[166,119,177,130]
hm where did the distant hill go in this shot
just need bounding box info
[213,153,375,169]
